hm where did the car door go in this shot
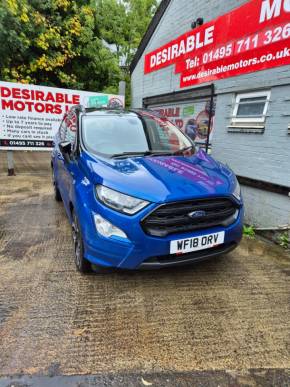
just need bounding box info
[53,116,67,198]
[58,110,78,215]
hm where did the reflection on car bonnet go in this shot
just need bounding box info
[148,156,224,192]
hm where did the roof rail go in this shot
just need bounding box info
[73,104,86,113]
[84,106,126,113]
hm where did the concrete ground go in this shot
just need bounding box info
[0,151,290,386]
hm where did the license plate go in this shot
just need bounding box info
[170,231,225,255]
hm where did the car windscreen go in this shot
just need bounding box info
[81,113,193,157]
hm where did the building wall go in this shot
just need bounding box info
[131,0,290,227]
[131,0,290,107]
[212,83,290,227]
[242,186,290,228]
[212,84,290,187]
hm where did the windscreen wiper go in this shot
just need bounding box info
[111,150,174,159]
[110,151,147,158]
[146,151,175,157]
[111,147,194,159]
[173,145,194,155]
[149,147,194,156]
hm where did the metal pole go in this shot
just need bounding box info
[205,83,215,154]
[7,150,15,176]
[118,81,126,98]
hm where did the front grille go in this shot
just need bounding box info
[141,197,239,237]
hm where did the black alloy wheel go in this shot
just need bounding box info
[71,211,91,273]
[52,167,62,202]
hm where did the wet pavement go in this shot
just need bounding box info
[0,152,290,386]
[1,369,290,387]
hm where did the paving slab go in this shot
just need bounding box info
[0,369,290,387]
[0,158,289,385]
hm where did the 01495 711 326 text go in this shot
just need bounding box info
[144,0,290,87]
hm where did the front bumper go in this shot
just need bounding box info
[139,242,238,269]
[84,221,243,270]
[77,191,244,270]
[73,180,244,270]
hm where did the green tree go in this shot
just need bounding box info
[95,0,158,103]
[0,0,158,99]
[0,0,122,91]
[96,0,158,67]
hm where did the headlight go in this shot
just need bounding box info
[94,214,128,239]
[96,185,150,215]
[233,179,241,201]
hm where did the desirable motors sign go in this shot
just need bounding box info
[144,0,290,87]
[0,81,124,151]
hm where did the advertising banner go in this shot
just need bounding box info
[149,98,216,148]
[144,0,290,87]
[0,81,124,151]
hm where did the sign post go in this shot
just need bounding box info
[7,150,15,176]
[205,84,215,154]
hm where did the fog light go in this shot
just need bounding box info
[94,214,128,239]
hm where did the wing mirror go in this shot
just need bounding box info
[59,141,72,162]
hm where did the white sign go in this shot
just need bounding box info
[0,81,124,151]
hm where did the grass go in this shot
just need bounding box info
[278,232,289,249]
[243,225,256,239]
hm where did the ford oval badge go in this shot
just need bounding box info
[188,210,206,218]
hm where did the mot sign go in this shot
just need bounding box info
[0,81,124,151]
[144,0,290,87]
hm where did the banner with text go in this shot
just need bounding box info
[0,81,124,151]
[149,98,216,148]
[144,0,290,87]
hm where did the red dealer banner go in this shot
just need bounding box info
[144,0,290,88]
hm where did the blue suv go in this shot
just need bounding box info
[51,106,243,273]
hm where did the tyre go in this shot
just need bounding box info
[91,264,114,274]
[54,184,62,202]
[52,168,62,202]
[71,211,92,273]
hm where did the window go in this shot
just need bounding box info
[64,111,77,145]
[81,112,193,157]
[58,118,67,141]
[232,91,271,124]
[82,115,149,155]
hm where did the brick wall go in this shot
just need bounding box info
[212,85,290,187]
[131,0,290,227]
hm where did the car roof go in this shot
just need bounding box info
[84,108,135,116]
[82,108,163,119]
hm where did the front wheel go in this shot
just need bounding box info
[71,211,91,273]
[52,167,62,202]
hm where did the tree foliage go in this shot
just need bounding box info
[0,0,158,94]
[96,0,158,67]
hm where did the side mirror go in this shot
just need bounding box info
[59,141,72,162]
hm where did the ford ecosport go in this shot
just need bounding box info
[51,107,243,273]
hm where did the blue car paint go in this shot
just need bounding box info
[52,139,244,270]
